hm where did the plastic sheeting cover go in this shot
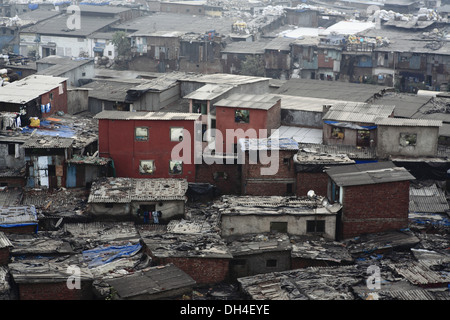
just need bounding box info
[82,243,142,268]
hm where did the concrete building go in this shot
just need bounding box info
[87,177,188,222]
[19,15,119,59]
[36,55,95,88]
[219,195,342,240]
[375,118,443,159]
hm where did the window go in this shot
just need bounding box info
[170,127,184,142]
[266,259,277,268]
[270,222,288,233]
[7,144,15,155]
[49,92,53,101]
[331,127,344,139]
[139,160,155,174]
[108,51,112,56]
[307,220,325,233]
[169,160,183,175]
[82,72,86,77]
[399,133,417,147]
[193,101,207,115]
[235,109,249,123]
[135,127,149,141]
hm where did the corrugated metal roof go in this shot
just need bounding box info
[183,84,234,100]
[214,93,281,110]
[409,184,449,213]
[376,118,442,127]
[104,263,196,299]
[387,260,450,286]
[93,110,201,121]
[326,161,415,186]
[323,103,395,123]
[0,231,12,249]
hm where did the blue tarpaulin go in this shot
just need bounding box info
[82,243,142,268]
[21,120,75,138]
[324,120,377,130]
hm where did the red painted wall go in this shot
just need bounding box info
[98,119,197,181]
[40,81,68,118]
[215,106,276,154]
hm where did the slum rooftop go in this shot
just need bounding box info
[22,137,74,149]
[239,137,299,152]
[112,12,239,37]
[276,79,389,102]
[294,146,355,165]
[88,178,189,204]
[274,126,323,145]
[81,78,147,102]
[297,143,377,160]
[36,56,94,77]
[139,230,233,259]
[323,102,395,124]
[20,15,119,37]
[0,75,67,104]
[183,83,234,101]
[326,161,415,187]
[214,94,280,110]
[218,195,342,216]
[93,110,201,121]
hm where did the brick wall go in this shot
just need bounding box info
[241,150,296,196]
[0,225,37,235]
[18,281,93,300]
[244,181,293,196]
[0,247,10,265]
[340,181,410,239]
[296,172,329,197]
[153,256,229,286]
[195,162,240,195]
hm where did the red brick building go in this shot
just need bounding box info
[213,94,281,155]
[9,257,94,300]
[94,111,201,182]
[141,232,232,285]
[325,161,415,240]
[239,137,299,196]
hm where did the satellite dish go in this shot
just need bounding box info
[307,190,315,198]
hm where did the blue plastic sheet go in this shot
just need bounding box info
[82,243,142,268]
[21,120,75,138]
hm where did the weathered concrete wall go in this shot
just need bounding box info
[67,88,89,115]
[220,214,336,239]
[281,109,323,128]
[0,142,25,169]
[376,125,439,159]
[229,251,291,280]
